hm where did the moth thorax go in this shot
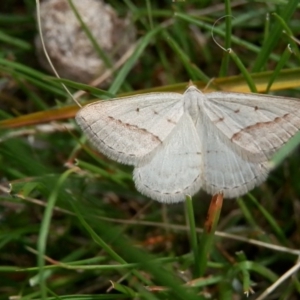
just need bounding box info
[184,93,203,123]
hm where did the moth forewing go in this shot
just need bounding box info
[205,92,300,162]
[75,92,184,166]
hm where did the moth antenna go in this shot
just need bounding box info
[211,15,234,53]
[203,77,216,91]
[35,0,82,107]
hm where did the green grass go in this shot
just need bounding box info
[1,0,300,299]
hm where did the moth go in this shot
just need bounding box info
[76,85,300,203]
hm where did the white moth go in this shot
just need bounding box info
[76,85,300,203]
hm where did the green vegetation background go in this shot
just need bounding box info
[0,0,300,299]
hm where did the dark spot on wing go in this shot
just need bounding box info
[167,119,177,124]
[214,117,224,124]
